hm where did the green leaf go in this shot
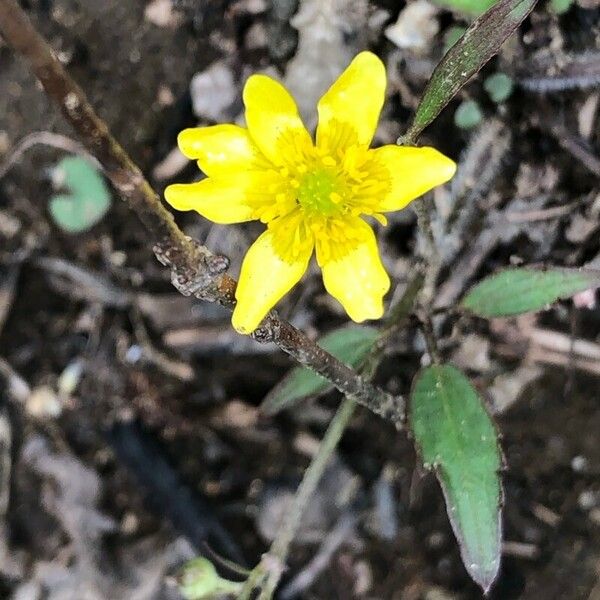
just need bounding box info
[261,325,379,415]
[410,365,502,592]
[454,99,483,129]
[484,72,514,102]
[461,267,600,317]
[49,156,111,233]
[434,0,497,15]
[404,0,538,142]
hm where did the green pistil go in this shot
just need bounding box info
[297,169,342,216]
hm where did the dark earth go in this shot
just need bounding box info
[1,1,600,599]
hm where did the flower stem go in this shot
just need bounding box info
[256,397,357,600]
[413,197,442,360]
[413,199,436,256]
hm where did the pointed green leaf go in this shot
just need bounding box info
[410,365,502,592]
[462,267,600,317]
[404,0,538,142]
[49,156,111,233]
[261,325,379,415]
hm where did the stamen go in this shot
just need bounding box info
[256,122,394,252]
[296,168,346,217]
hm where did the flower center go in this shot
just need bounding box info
[296,168,344,216]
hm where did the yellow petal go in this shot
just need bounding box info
[371,145,456,212]
[317,219,390,322]
[243,74,313,165]
[316,51,386,153]
[164,177,257,224]
[177,124,265,177]
[232,229,313,333]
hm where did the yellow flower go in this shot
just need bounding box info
[165,52,456,334]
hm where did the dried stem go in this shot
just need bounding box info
[549,123,600,178]
[412,197,443,361]
[0,131,96,179]
[401,132,443,359]
[403,120,444,359]
[418,311,441,364]
[0,0,400,425]
[413,199,436,256]
[243,398,357,600]
[0,0,193,252]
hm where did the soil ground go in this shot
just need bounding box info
[1,1,600,599]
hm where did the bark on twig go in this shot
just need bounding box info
[0,0,402,426]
